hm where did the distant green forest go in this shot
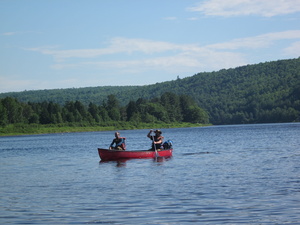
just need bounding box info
[1,57,299,125]
[0,92,209,135]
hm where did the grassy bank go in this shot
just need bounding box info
[0,122,210,136]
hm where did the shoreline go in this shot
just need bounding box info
[0,122,210,137]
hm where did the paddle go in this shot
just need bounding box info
[152,130,159,158]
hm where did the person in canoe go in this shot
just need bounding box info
[109,131,126,150]
[147,129,164,151]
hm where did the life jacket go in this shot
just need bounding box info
[119,137,126,150]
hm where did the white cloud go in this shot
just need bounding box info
[50,45,247,74]
[207,30,300,50]
[25,30,300,75]
[283,41,300,57]
[1,32,17,36]
[26,38,182,62]
[0,75,37,93]
[187,17,199,20]
[188,0,300,17]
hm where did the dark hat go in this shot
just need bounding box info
[155,129,162,134]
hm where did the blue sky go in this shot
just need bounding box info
[1,0,300,93]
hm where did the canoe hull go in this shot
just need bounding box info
[98,148,173,161]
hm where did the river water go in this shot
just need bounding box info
[0,123,299,224]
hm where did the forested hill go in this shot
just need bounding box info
[1,57,299,125]
[174,57,300,124]
[0,86,140,106]
[119,57,300,124]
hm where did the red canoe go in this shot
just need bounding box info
[98,148,173,161]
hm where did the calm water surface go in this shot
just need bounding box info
[0,123,299,224]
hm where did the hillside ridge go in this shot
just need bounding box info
[1,57,299,124]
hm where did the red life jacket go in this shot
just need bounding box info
[119,137,126,150]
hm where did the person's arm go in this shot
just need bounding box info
[110,139,115,148]
[156,136,164,144]
[147,130,153,140]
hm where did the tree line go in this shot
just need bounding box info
[0,92,209,127]
[1,57,299,125]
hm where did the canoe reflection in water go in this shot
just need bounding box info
[99,156,171,167]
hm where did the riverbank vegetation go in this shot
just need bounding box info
[0,122,204,136]
[0,92,209,136]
